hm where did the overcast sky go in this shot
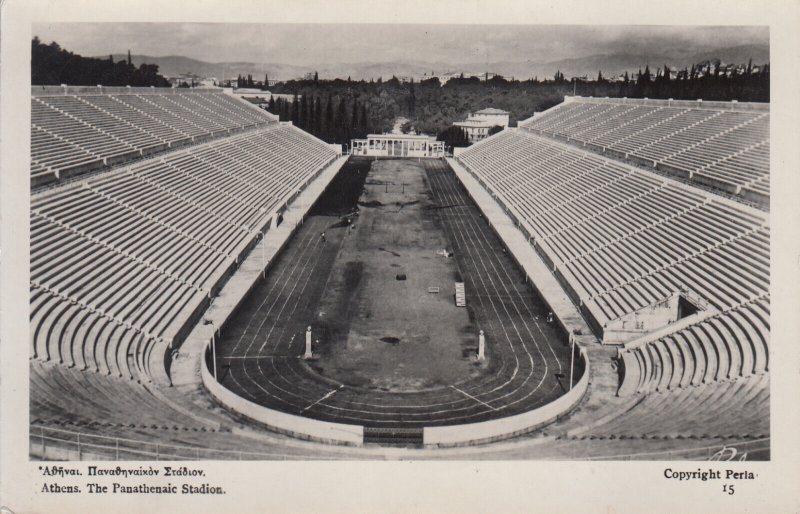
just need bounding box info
[32,23,768,65]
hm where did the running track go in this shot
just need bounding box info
[214,159,575,428]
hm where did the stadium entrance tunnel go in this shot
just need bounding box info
[363,427,424,446]
[198,157,588,447]
[601,290,712,345]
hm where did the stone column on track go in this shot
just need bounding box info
[304,326,313,359]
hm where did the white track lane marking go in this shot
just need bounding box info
[250,232,323,353]
[257,234,326,352]
[268,163,538,417]
[434,165,560,375]
[302,385,343,413]
[293,162,531,418]
[428,165,530,390]
[269,222,350,355]
[446,164,565,372]
[229,222,335,404]
[428,162,560,412]
[227,162,567,424]
[435,163,555,393]
[450,385,500,411]
[223,355,292,359]
[228,223,319,356]
[242,249,338,403]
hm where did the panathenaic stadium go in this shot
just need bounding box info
[29,87,769,460]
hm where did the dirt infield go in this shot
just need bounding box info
[214,156,577,428]
[312,159,479,391]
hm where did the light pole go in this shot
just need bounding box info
[259,231,265,278]
[569,331,575,391]
[204,319,217,381]
[296,188,304,226]
[212,322,217,381]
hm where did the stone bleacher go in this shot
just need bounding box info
[618,296,769,396]
[456,127,769,404]
[30,87,276,187]
[30,123,337,385]
[520,97,770,206]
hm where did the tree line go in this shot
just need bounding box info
[31,36,768,149]
[31,37,170,87]
[266,93,372,145]
[269,61,767,148]
[587,62,769,102]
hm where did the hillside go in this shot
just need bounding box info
[107,44,769,82]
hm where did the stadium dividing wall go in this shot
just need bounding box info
[454,113,770,413]
[454,126,769,340]
[424,347,589,447]
[153,130,343,383]
[201,337,589,448]
[201,342,365,446]
[446,155,597,343]
[169,153,350,384]
[30,91,341,388]
[189,154,591,448]
[518,96,770,207]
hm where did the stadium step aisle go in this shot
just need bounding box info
[456,125,769,391]
[30,123,337,389]
[581,373,769,438]
[82,94,188,144]
[29,360,215,429]
[30,87,278,186]
[520,97,769,204]
[459,129,768,321]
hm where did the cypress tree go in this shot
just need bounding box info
[281,98,290,121]
[324,94,334,142]
[351,100,360,135]
[298,95,305,129]
[336,97,349,144]
[408,78,416,115]
[360,104,368,137]
[291,92,300,123]
[313,96,322,136]
[300,94,309,129]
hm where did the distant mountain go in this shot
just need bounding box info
[108,54,310,81]
[490,53,679,81]
[689,44,770,66]
[109,44,769,83]
[488,45,770,80]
